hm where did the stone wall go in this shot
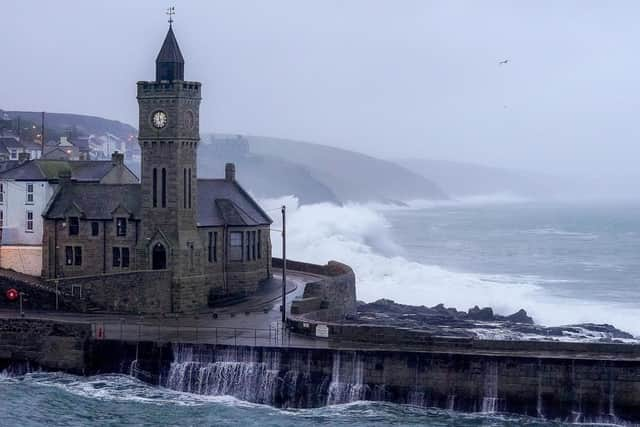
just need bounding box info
[0,318,90,373]
[46,270,172,314]
[279,259,356,322]
[0,245,42,276]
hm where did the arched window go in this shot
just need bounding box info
[152,243,167,270]
[161,168,167,208]
[152,168,157,208]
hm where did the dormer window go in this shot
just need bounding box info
[26,183,34,204]
[69,217,79,235]
[116,217,127,236]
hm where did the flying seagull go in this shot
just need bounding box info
[498,59,509,65]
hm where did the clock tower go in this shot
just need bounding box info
[136,22,204,291]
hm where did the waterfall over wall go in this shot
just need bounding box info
[121,342,640,424]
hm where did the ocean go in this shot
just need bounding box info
[2,198,639,426]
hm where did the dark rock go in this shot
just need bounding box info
[504,309,534,324]
[467,306,494,321]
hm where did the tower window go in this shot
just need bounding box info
[153,168,158,208]
[188,168,192,209]
[183,168,187,208]
[161,168,167,208]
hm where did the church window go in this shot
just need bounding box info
[25,210,33,232]
[246,231,251,260]
[69,217,79,236]
[161,168,167,208]
[116,218,127,236]
[252,231,257,260]
[258,230,262,259]
[25,183,34,204]
[188,168,192,209]
[183,168,187,208]
[91,222,99,236]
[153,168,158,207]
[229,231,243,262]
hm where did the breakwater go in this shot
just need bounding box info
[2,319,640,425]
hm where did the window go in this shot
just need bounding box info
[113,247,130,268]
[71,284,82,298]
[91,222,99,236]
[9,149,17,160]
[258,230,262,259]
[161,168,167,208]
[208,231,218,263]
[65,246,82,266]
[69,217,79,235]
[74,246,82,266]
[229,231,243,261]
[0,183,4,203]
[252,231,257,260]
[188,168,192,209]
[208,232,213,263]
[153,168,158,208]
[116,217,127,236]
[122,247,130,268]
[0,209,4,229]
[183,168,187,208]
[26,183,34,204]
[246,231,251,260]
[112,247,121,267]
[25,210,33,232]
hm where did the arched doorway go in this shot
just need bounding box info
[152,243,167,270]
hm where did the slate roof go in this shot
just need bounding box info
[0,136,23,149]
[197,179,272,227]
[156,26,184,64]
[0,159,122,182]
[43,178,272,226]
[43,183,141,220]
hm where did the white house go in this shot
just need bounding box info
[0,154,138,276]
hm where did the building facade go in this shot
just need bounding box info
[40,24,273,313]
[0,154,138,276]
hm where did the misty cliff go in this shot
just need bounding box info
[243,136,447,203]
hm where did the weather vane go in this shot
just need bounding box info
[166,6,176,26]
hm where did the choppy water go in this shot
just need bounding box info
[2,198,640,425]
[0,372,628,427]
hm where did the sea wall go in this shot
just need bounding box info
[2,318,640,424]
[120,342,640,423]
[0,318,90,373]
[273,258,356,322]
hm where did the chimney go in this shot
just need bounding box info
[18,152,31,163]
[225,163,236,181]
[111,151,124,166]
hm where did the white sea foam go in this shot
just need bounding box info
[262,196,640,337]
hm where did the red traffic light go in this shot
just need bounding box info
[5,288,18,301]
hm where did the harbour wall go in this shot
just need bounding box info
[1,318,640,424]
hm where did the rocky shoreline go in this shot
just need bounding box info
[356,299,637,343]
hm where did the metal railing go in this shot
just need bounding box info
[90,319,328,349]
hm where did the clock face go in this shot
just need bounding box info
[184,110,194,129]
[152,111,168,129]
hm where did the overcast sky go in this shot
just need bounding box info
[2,1,639,175]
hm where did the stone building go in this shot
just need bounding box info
[0,154,137,276]
[40,23,273,313]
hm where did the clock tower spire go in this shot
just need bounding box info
[136,17,203,294]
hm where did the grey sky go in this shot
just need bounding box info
[2,1,639,175]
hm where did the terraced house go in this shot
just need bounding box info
[39,24,273,313]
